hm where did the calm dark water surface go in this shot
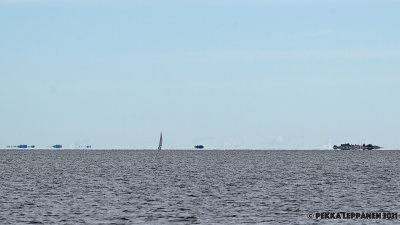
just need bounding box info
[0,150,399,224]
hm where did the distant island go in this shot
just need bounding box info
[333,143,382,150]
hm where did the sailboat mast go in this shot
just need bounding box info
[158,132,162,150]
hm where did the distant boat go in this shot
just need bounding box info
[194,145,204,149]
[12,145,35,149]
[158,132,162,150]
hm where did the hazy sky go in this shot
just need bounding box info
[1,0,399,149]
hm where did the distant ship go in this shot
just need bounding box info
[333,143,382,150]
[52,145,62,149]
[8,145,35,149]
[194,145,204,149]
[158,132,162,150]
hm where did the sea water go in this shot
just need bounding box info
[0,150,399,224]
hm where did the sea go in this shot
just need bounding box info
[0,150,399,224]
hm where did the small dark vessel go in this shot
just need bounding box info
[194,145,204,149]
[52,145,62,149]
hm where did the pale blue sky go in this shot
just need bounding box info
[1,0,399,149]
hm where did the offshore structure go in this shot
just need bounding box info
[333,143,382,150]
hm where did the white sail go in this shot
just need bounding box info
[158,132,162,150]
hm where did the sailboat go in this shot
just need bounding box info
[158,132,162,150]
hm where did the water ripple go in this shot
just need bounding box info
[0,150,399,224]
